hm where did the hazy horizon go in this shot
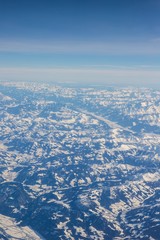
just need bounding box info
[0,0,160,87]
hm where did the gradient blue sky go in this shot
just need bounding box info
[0,0,160,86]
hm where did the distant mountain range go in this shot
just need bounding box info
[0,82,159,239]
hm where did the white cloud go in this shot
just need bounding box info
[0,39,160,55]
[0,67,160,87]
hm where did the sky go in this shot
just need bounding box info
[0,0,160,87]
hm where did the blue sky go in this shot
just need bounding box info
[0,0,160,86]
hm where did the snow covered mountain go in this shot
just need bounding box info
[0,82,159,239]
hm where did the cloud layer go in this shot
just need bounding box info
[0,39,160,55]
[0,67,160,87]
